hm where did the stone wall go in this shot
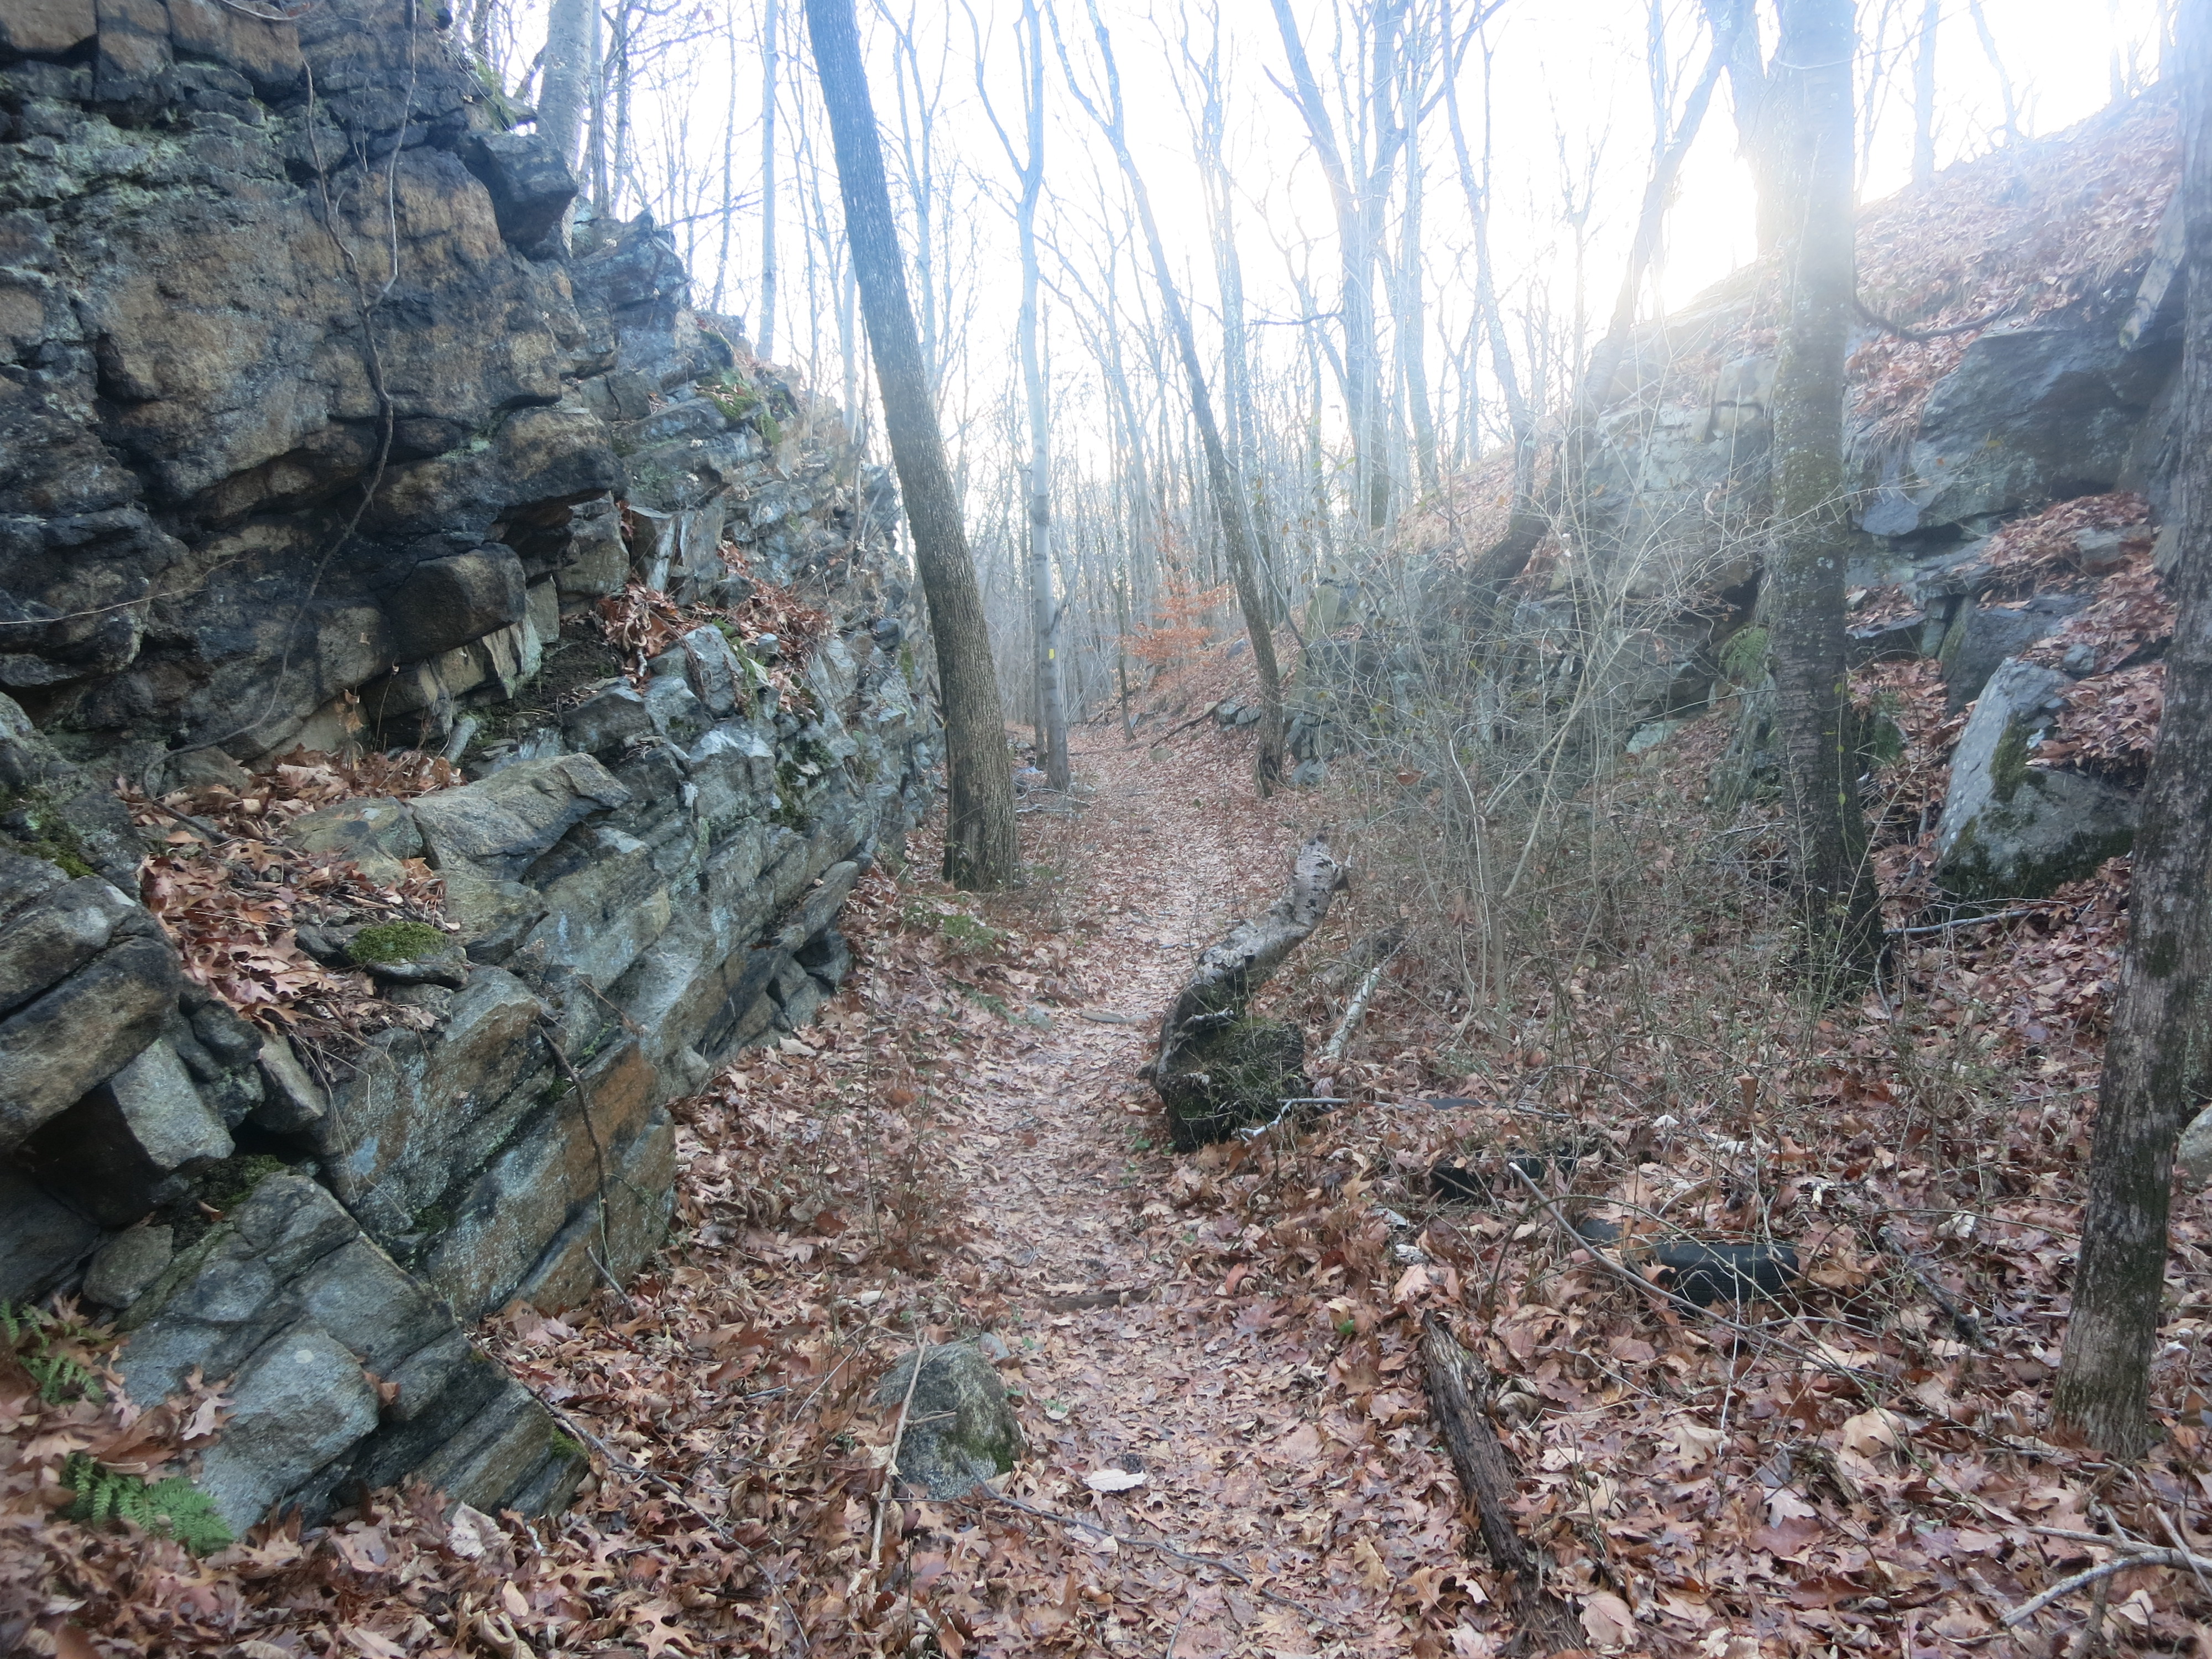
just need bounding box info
[0,0,929,1531]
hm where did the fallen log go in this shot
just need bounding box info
[1149,836,1345,1149]
[1420,1312,1585,1655]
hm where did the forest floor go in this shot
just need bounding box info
[28,659,2212,1659]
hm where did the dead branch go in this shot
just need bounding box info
[1151,835,1346,1083]
[1418,1312,1584,1653]
[1322,935,1402,1060]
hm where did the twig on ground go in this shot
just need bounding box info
[870,1344,928,1567]
[1874,1219,1988,1347]
[530,1398,810,1655]
[1886,907,2043,939]
[2001,1545,2212,1627]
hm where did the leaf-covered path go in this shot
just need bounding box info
[925,728,1397,1653]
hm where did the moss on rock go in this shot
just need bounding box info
[347,920,450,966]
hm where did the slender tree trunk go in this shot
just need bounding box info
[1766,0,1881,982]
[1011,4,1068,790]
[539,0,591,169]
[585,0,608,213]
[2054,1,2212,1458]
[1702,0,1785,255]
[758,0,781,358]
[805,0,1019,889]
[1442,8,1545,593]
[1967,0,2021,142]
[1058,1,1286,793]
[1396,108,1439,500]
[1912,0,1938,185]
[1582,22,1730,413]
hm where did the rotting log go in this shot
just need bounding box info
[1149,836,1345,1149]
[1420,1312,1585,1655]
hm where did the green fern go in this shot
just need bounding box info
[1,1301,102,1404]
[64,1454,233,1554]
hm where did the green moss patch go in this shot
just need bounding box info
[348,920,450,965]
[1157,1016,1308,1152]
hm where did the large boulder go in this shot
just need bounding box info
[410,753,631,883]
[1935,659,2139,900]
[1859,319,2173,538]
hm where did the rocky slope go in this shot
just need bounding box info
[0,0,928,1531]
[1292,92,2182,903]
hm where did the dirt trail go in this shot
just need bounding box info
[933,730,1400,1653]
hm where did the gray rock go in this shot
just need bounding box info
[84,1223,174,1310]
[643,674,711,746]
[870,1343,1023,1499]
[796,928,852,989]
[0,1162,105,1304]
[1290,757,1328,787]
[106,1039,234,1170]
[679,624,747,717]
[253,1035,328,1135]
[383,548,530,662]
[411,754,632,883]
[191,1319,383,1530]
[0,866,141,1021]
[117,1171,582,1524]
[1941,593,2091,713]
[460,132,580,250]
[282,796,424,888]
[773,977,825,1031]
[1936,658,2139,900]
[1861,321,2171,536]
[560,685,654,757]
[0,931,181,1151]
[2179,1105,2212,1191]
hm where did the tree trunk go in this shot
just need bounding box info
[538,0,591,170]
[1702,0,1786,255]
[758,0,781,359]
[1912,0,1938,186]
[1765,0,1881,983]
[1004,0,1067,789]
[1058,1,1287,794]
[805,0,1019,890]
[2054,0,2212,1458]
[1150,837,1344,1146]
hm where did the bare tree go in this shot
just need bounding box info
[540,0,592,168]
[1056,0,1287,794]
[1967,0,2022,143]
[971,0,1068,788]
[1269,0,1411,530]
[2054,0,2212,1458]
[805,0,1020,889]
[1765,0,1882,979]
[1702,0,1786,255]
[1912,0,1938,185]
[759,0,782,357]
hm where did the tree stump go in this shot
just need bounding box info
[1149,837,1344,1149]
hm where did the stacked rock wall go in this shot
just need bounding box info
[0,0,930,1531]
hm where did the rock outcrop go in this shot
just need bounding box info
[1,0,929,1532]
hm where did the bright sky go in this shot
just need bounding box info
[505,0,2174,478]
